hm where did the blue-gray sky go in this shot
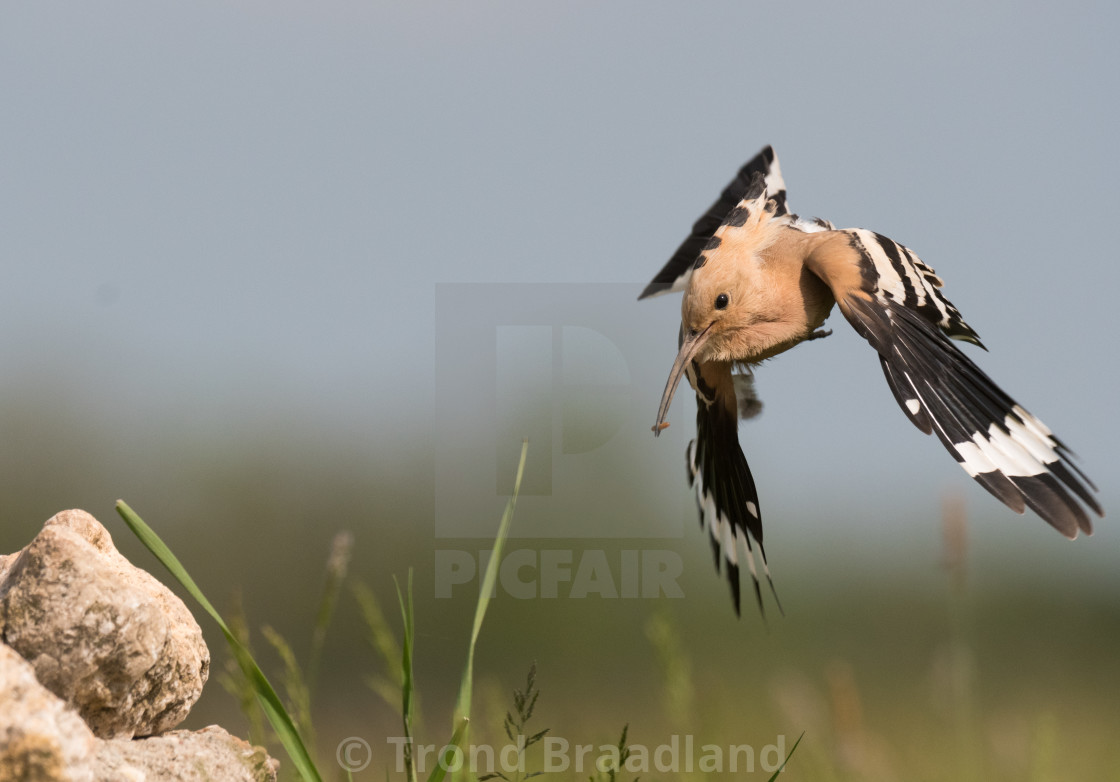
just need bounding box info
[2,2,1117,565]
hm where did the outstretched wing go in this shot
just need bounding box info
[685,359,779,616]
[639,146,788,300]
[803,228,1103,536]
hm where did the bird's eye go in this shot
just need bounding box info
[715,293,729,310]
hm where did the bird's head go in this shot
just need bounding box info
[651,262,743,436]
[651,194,782,436]
[680,259,749,360]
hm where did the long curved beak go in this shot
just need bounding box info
[652,323,712,437]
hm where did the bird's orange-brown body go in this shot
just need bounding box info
[681,214,837,365]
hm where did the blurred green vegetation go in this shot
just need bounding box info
[1,392,1118,781]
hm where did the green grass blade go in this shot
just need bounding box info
[215,591,268,747]
[395,571,417,782]
[765,731,804,782]
[261,625,314,751]
[353,580,402,674]
[353,579,406,716]
[425,717,470,782]
[454,438,528,726]
[115,500,323,782]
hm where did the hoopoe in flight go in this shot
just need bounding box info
[642,146,1102,616]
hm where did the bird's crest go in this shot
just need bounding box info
[639,147,788,299]
[692,179,784,274]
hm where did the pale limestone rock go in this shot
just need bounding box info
[1,644,277,781]
[0,510,209,739]
[93,726,278,782]
[0,641,97,782]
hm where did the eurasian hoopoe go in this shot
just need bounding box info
[642,146,1102,617]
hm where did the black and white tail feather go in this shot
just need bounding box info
[685,361,780,618]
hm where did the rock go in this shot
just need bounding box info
[94,726,279,782]
[0,510,209,739]
[1,643,277,781]
[0,642,98,782]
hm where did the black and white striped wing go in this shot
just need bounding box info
[686,359,778,617]
[639,146,788,300]
[808,229,1102,536]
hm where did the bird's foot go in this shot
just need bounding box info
[807,328,833,342]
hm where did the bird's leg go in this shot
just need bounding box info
[807,327,833,341]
